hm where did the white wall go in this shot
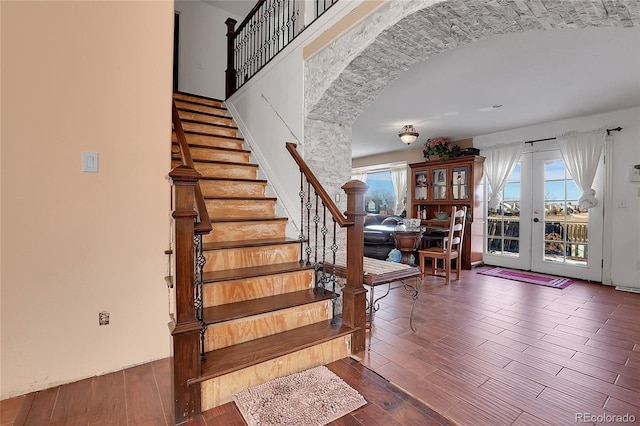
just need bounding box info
[1,1,173,398]
[473,107,640,290]
[224,1,364,236]
[174,0,241,99]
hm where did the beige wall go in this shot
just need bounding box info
[1,1,174,398]
[352,138,474,169]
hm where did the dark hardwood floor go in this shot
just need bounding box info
[3,269,639,425]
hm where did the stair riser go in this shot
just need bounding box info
[204,199,276,219]
[203,221,286,243]
[203,270,314,307]
[182,122,237,138]
[175,100,226,116]
[177,111,233,127]
[203,244,299,272]
[204,301,332,351]
[172,133,243,150]
[184,147,250,164]
[200,337,351,410]
[200,180,267,198]
[172,161,258,180]
[174,93,222,108]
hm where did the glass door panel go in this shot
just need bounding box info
[531,151,602,281]
[485,162,529,270]
[432,168,447,200]
[414,171,428,200]
[452,166,469,200]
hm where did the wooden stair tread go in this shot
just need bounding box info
[180,118,238,130]
[176,107,229,120]
[196,319,355,382]
[203,196,277,201]
[198,177,267,183]
[210,216,288,223]
[173,92,225,107]
[171,142,250,154]
[202,261,311,283]
[177,130,243,142]
[203,237,299,250]
[203,289,333,324]
[190,159,258,168]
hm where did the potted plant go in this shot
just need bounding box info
[423,137,459,161]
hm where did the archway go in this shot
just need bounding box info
[303,0,639,195]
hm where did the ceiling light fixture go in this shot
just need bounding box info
[398,125,419,145]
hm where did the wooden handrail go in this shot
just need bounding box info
[172,101,212,235]
[286,141,367,352]
[285,142,353,227]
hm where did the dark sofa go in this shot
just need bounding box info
[363,214,403,260]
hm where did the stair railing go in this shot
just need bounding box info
[285,142,367,353]
[225,0,339,98]
[172,101,212,235]
[172,100,211,362]
[168,166,204,424]
[170,102,215,423]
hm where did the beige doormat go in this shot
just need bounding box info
[233,365,367,426]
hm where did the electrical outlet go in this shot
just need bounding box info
[99,311,110,326]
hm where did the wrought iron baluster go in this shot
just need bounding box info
[330,218,338,322]
[298,170,305,265]
[313,190,320,271]
[318,201,329,294]
[193,233,207,361]
[305,179,312,265]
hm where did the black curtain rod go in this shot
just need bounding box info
[524,127,623,146]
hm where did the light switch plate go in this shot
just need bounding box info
[83,152,99,172]
[630,165,640,182]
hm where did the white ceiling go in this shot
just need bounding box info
[204,1,640,159]
[203,0,255,18]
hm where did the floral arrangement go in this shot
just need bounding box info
[423,137,454,161]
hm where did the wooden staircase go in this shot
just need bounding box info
[170,92,356,417]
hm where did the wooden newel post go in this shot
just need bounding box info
[169,165,202,424]
[341,179,369,353]
[225,18,237,99]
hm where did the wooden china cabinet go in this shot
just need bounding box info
[409,155,485,269]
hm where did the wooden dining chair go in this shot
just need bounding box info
[418,206,467,284]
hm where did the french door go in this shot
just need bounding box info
[485,148,604,281]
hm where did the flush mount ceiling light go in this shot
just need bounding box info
[398,125,419,145]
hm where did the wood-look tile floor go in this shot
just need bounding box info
[3,269,639,425]
[360,269,640,425]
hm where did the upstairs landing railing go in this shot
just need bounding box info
[286,142,367,352]
[225,0,339,97]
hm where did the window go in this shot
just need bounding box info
[352,162,407,216]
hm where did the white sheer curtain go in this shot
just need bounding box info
[351,169,368,182]
[390,165,407,215]
[557,128,606,209]
[480,141,523,209]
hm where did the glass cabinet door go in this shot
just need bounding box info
[414,171,428,200]
[432,168,447,200]
[452,166,469,200]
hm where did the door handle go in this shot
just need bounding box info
[533,217,540,223]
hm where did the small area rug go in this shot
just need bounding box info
[478,267,574,289]
[233,366,367,426]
